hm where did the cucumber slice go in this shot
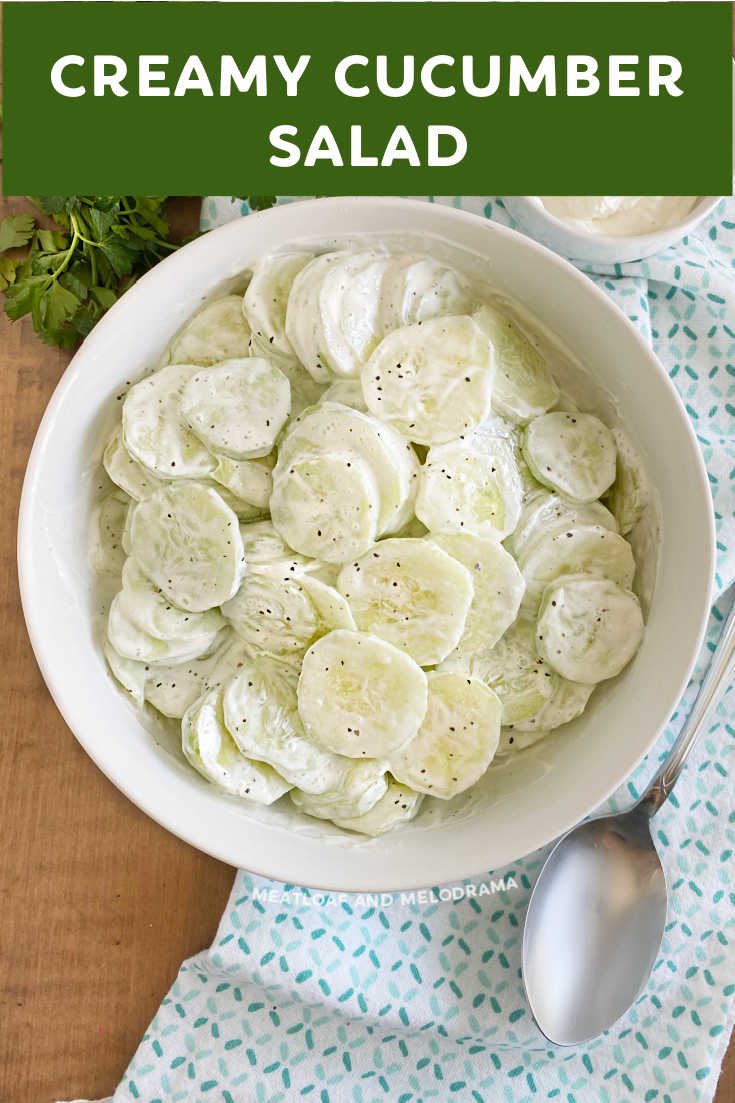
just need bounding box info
[605,427,650,535]
[107,592,218,665]
[89,491,129,575]
[211,453,274,510]
[325,777,423,837]
[277,402,418,536]
[297,629,428,758]
[523,412,617,503]
[145,629,247,719]
[378,256,473,334]
[536,574,644,683]
[430,531,525,654]
[182,688,291,804]
[123,364,216,479]
[497,726,551,755]
[362,315,494,445]
[321,378,368,412]
[104,639,146,707]
[337,537,474,666]
[243,251,313,359]
[223,658,349,794]
[506,488,618,559]
[167,295,251,367]
[511,677,594,734]
[285,252,350,382]
[444,618,558,726]
[473,304,559,424]
[289,759,389,822]
[210,485,267,523]
[519,524,636,614]
[103,427,162,501]
[181,358,290,460]
[390,672,501,799]
[120,558,224,642]
[416,433,523,541]
[319,252,391,377]
[238,520,311,572]
[129,481,245,612]
[221,564,354,657]
[271,452,380,563]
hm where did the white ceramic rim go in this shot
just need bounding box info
[18,197,716,890]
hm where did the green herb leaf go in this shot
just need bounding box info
[0,196,188,350]
[0,214,36,253]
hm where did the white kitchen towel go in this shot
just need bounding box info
[72,196,735,1103]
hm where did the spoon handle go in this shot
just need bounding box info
[640,596,735,817]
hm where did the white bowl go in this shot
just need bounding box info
[18,197,714,891]
[502,196,723,264]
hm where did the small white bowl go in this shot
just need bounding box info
[18,198,714,891]
[502,196,723,264]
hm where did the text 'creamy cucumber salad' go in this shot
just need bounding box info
[92,246,651,837]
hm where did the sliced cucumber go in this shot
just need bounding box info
[145,628,246,719]
[444,618,558,726]
[123,364,216,479]
[289,759,389,822]
[506,488,618,560]
[496,726,551,755]
[523,411,617,503]
[182,688,292,803]
[211,452,274,511]
[321,378,368,412]
[238,519,311,572]
[277,402,418,536]
[297,629,428,758]
[519,524,636,614]
[221,564,354,657]
[378,256,473,334]
[326,777,423,836]
[271,451,380,563]
[129,481,245,612]
[390,672,501,799]
[243,251,313,359]
[511,677,594,734]
[430,531,525,654]
[103,427,162,501]
[120,558,224,642]
[104,639,146,707]
[319,252,391,377]
[536,574,644,683]
[89,491,129,575]
[473,304,559,423]
[223,658,350,794]
[416,432,523,541]
[605,427,650,535]
[108,591,218,665]
[337,537,474,666]
[362,315,494,445]
[285,252,349,382]
[181,358,290,460]
[167,295,251,367]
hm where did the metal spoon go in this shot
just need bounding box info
[522,599,735,1046]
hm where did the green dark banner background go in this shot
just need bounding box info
[2,1,733,195]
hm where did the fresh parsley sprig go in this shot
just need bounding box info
[0,196,179,348]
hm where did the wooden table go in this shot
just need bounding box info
[0,196,732,1102]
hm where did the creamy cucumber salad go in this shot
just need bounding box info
[92,246,650,836]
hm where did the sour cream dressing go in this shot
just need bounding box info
[537,196,700,237]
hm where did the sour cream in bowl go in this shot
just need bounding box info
[503,195,722,263]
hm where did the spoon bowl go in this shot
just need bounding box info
[522,806,667,1045]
